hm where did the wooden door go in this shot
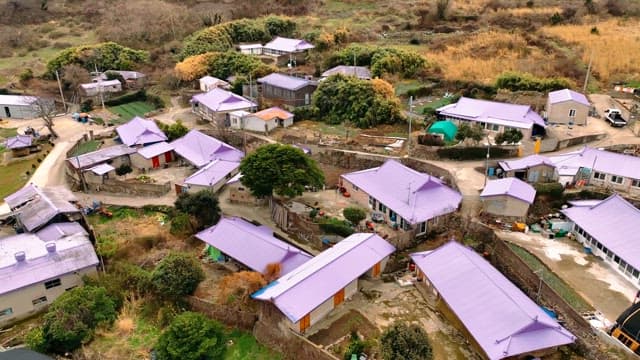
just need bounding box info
[333,288,345,306]
[164,151,172,163]
[372,262,381,277]
[152,156,160,168]
[299,313,310,333]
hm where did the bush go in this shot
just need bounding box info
[325,44,427,79]
[25,327,47,353]
[155,312,226,360]
[80,99,93,112]
[344,331,366,360]
[534,182,565,198]
[495,128,523,145]
[343,207,366,226]
[115,164,133,176]
[170,211,194,236]
[156,120,188,141]
[455,123,484,143]
[437,146,514,160]
[19,68,34,82]
[175,51,275,82]
[151,252,205,300]
[174,190,221,229]
[380,322,433,360]
[319,217,355,237]
[417,134,444,146]
[496,71,573,92]
[550,12,563,25]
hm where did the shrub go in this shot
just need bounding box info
[111,262,154,296]
[550,12,563,25]
[343,207,366,226]
[80,99,93,112]
[151,252,205,300]
[25,327,47,353]
[417,134,444,146]
[455,123,484,143]
[115,164,133,176]
[155,312,226,360]
[175,51,275,82]
[437,146,514,160]
[170,211,194,236]
[19,68,34,82]
[344,331,366,360]
[495,71,573,92]
[325,44,427,79]
[319,217,355,237]
[156,120,188,141]
[380,322,433,360]
[534,182,565,198]
[174,190,221,229]
[495,128,523,145]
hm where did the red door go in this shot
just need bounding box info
[152,156,160,168]
[164,151,172,163]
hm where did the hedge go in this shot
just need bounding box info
[104,90,164,108]
[534,182,565,198]
[437,146,515,160]
[319,217,354,237]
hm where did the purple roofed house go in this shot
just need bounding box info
[180,159,241,194]
[170,129,244,168]
[498,154,557,183]
[191,88,256,122]
[562,194,640,288]
[480,178,536,219]
[262,37,314,66]
[0,229,99,326]
[546,89,590,125]
[3,134,37,157]
[130,141,175,171]
[436,97,546,139]
[4,184,82,232]
[411,241,575,360]
[196,217,312,275]
[257,73,317,108]
[321,65,371,80]
[252,233,395,333]
[115,116,167,147]
[66,144,137,171]
[340,159,461,241]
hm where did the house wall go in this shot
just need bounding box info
[441,117,534,138]
[0,104,40,119]
[0,266,97,326]
[81,83,122,97]
[84,171,108,185]
[186,169,238,194]
[240,47,263,55]
[503,164,557,183]
[288,278,359,334]
[364,256,390,278]
[192,103,253,122]
[588,171,640,198]
[481,195,530,218]
[547,100,589,125]
[262,84,315,107]
[130,151,173,170]
[228,182,260,204]
[281,117,294,127]
[243,116,277,133]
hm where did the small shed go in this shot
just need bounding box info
[84,163,115,184]
[546,89,590,125]
[428,121,457,142]
[199,76,230,92]
[239,44,263,55]
[131,141,174,170]
[0,95,41,119]
[480,178,536,219]
[4,135,37,157]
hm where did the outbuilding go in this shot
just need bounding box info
[257,73,317,108]
[427,120,457,142]
[480,178,536,219]
[179,159,240,194]
[199,76,230,92]
[0,95,41,119]
[84,163,115,185]
[498,154,557,183]
[4,135,38,157]
[546,89,590,125]
[230,107,294,133]
[130,141,174,170]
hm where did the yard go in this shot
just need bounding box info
[108,101,157,124]
[0,143,51,199]
[69,139,101,157]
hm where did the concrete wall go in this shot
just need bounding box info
[262,84,315,107]
[243,116,277,133]
[187,178,229,194]
[589,171,640,198]
[1,103,40,119]
[130,151,173,170]
[364,256,389,278]
[547,100,589,125]
[503,164,557,183]
[83,178,170,196]
[0,266,97,326]
[481,195,530,218]
[442,117,534,138]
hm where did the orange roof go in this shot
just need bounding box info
[252,107,294,121]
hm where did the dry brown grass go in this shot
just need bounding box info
[498,6,562,16]
[541,18,640,83]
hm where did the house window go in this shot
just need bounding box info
[632,179,640,187]
[418,221,427,234]
[610,175,624,184]
[614,255,621,264]
[389,210,396,222]
[633,268,640,278]
[44,278,62,289]
[352,185,359,192]
[487,123,500,131]
[32,296,48,306]
[378,203,387,213]
[0,308,13,318]
[593,172,605,180]
[304,93,310,105]
[65,286,77,292]
[569,109,576,117]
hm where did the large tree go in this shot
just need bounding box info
[239,144,324,198]
[174,190,221,230]
[30,97,59,139]
[151,252,205,300]
[380,322,433,360]
[155,312,226,360]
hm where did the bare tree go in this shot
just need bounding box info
[30,97,59,139]
[62,64,91,102]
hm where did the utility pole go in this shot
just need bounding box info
[408,96,414,156]
[583,49,594,94]
[54,70,67,112]
[484,136,491,186]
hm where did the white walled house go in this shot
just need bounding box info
[79,79,122,97]
[229,107,294,133]
[199,76,230,92]
[546,89,590,125]
[0,95,43,119]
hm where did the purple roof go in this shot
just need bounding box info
[263,37,315,53]
[257,73,315,91]
[171,130,244,168]
[192,88,256,113]
[562,194,640,272]
[341,159,461,224]
[4,135,33,149]
[184,159,240,187]
[550,146,640,180]
[548,89,590,107]
[196,217,312,275]
[0,231,98,296]
[253,233,395,322]
[87,163,115,175]
[481,178,536,204]
[36,222,87,242]
[411,242,574,359]
[437,97,545,129]
[498,154,555,172]
[567,199,603,207]
[116,116,167,147]
[67,144,137,169]
[5,185,79,232]
[137,141,173,159]
[321,66,371,80]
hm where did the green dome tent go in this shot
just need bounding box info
[428,120,457,142]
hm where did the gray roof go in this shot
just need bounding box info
[67,144,136,169]
[257,73,316,91]
[321,66,371,79]
[4,184,79,232]
[0,95,38,106]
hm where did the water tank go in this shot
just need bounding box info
[14,251,26,262]
[45,242,56,253]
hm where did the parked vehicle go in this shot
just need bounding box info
[604,108,627,127]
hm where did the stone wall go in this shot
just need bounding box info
[69,177,171,196]
[186,296,257,332]
[556,133,607,151]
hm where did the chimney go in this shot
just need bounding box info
[14,251,26,262]
[45,242,56,253]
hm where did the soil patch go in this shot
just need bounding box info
[308,309,379,347]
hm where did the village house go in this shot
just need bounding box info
[238,43,263,55]
[195,217,312,275]
[170,129,244,168]
[340,159,462,237]
[411,241,575,360]
[4,184,84,233]
[191,88,257,122]
[252,233,395,334]
[0,95,43,119]
[0,228,98,326]
[497,154,557,183]
[229,107,294,133]
[66,144,136,172]
[257,73,317,108]
[562,194,640,289]
[436,97,546,139]
[261,37,314,66]
[94,70,146,88]
[610,301,640,355]
[83,163,115,185]
[550,146,640,194]
[321,65,371,80]
[116,116,168,147]
[79,79,122,97]
[178,159,240,194]
[480,178,536,219]
[546,89,590,125]
[199,76,230,92]
[3,135,38,157]
[130,142,174,171]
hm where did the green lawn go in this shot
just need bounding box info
[0,127,18,139]
[508,243,593,313]
[225,330,282,360]
[108,101,156,124]
[69,139,100,157]
[0,159,38,199]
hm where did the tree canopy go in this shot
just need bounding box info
[155,120,189,141]
[45,42,148,78]
[239,144,324,198]
[455,123,484,143]
[174,51,275,82]
[151,252,205,300]
[343,207,366,225]
[174,190,221,230]
[380,322,433,360]
[155,312,226,360]
[495,71,574,92]
[325,44,428,78]
[312,74,404,128]
[495,128,524,144]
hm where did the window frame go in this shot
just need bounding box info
[569,109,577,117]
[610,175,624,184]
[44,278,62,290]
